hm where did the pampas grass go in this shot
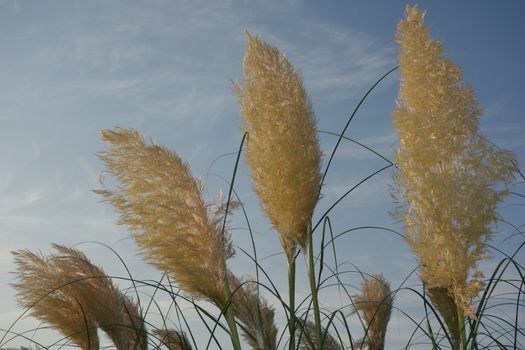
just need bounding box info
[235,32,324,350]
[11,249,100,350]
[153,329,192,350]
[96,128,235,309]
[229,277,277,350]
[11,245,146,350]
[352,274,393,350]
[96,127,279,350]
[235,32,322,258]
[392,5,517,348]
[50,245,146,350]
[3,6,523,350]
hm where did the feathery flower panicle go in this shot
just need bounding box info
[12,249,100,350]
[50,245,147,350]
[235,32,322,258]
[352,274,393,350]
[154,329,193,350]
[393,6,516,317]
[229,276,277,350]
[12,245,147,350]
[97,128,234,308]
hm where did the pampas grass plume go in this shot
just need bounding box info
[229,277,277,350]
[50,245,147,350]
[392,5,516,317]
[11,249,100,350]
[352,274,393,350]
[154,329,193,350]
[12,245,147,350]
[235,32,322,259]
[97,127,234,308]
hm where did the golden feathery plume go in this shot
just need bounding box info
[11,249,100,350]
[393,5,516,317]
[154,329,193,350]
[97,127,234,308]
[50,245,147,350]
[235,32,322,259]
[229,276,277,350]
[352,274,393,350]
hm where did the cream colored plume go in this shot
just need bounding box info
[12,249,100,350]
[235,32,322,259]
[392,6,516,317]
[352,274,393,350]
[97,127,234,308]
[12,245,147,350]
[51,245,147,350]
[229,276,277,350]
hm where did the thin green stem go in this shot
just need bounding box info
[457,307,466,350]
[288,256,296,350]
[223,275,242,350]
[306,223,322,349]
[218,132,245,350]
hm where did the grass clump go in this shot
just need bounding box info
[3,5,523,350]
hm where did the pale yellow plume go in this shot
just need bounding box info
[229,276,277,350]
[12,245,147,350]
[50,244,147,350]
[12,249,100,350]
[393,5,516,317]
[97,127,234,308]
[235,32,322,259]
[352,274,393,350]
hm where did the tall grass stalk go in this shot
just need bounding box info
[220,132,249,350]
[288,256,296,350]
[223,289,242,350]
[305,223,322,350]
[457,308,466,350]
[235,32,323,350]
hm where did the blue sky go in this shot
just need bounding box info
[1,1,524,349]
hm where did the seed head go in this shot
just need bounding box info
[235,32,322,258]
[12,249,100,350]
[12,245,147,350]
[229,276,277,350]
[51,244,147,350]
[154,329,193,350]
[97,128,235,308]
[393,6,516,317]
[352,274,393,350]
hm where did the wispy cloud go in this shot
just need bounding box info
[252,19,396,99]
